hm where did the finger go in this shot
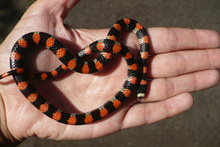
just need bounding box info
[73,28,219,56]
[149,49,220,78]
[144,70,219,102]
[147,28,220,53]
[121,92,193,129]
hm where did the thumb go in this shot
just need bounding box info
[1,0,81,47]
[25,0,81,19]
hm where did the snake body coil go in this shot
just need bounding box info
[0,18,149,125]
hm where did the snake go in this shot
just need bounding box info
[0,18,149,125]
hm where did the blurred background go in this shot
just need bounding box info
[0,0,219,146]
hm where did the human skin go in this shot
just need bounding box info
[0,0,220,146]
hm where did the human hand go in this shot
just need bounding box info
[0,0,219,144]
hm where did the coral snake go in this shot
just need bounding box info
[0,18,149,125]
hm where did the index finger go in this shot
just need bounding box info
[147,28,220,54]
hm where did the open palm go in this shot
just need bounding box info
[0,0,219,143]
